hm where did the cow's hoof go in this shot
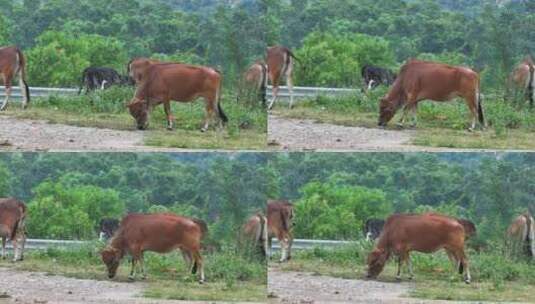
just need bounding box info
[408,276,414,281]
[200,128,208,133]
[128,276,135,282]
[467,128,475,133]
[395,276,402,281]
[465,280,471,284]
[198,280,204,284]
[166,126,173,131]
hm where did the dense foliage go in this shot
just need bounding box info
[0,0,532,88]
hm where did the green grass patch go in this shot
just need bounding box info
[0,242,266,302]
[273,242,535,302]
[273,88,535,150]
[2,86,267,150]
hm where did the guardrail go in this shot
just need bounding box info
[4,239,88,251]
[0,85,354,103]
[270,238,356,251]
[0,87,78,101]
[4,238,355,252]
[267,85,358,103]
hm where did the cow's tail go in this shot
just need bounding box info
[15,48,30,104]
[525,213,533,257]
[260,63,268,107]
[528,64,534,107]
[287,49,301,65]
[214,71,228,124]
[477,79,485,126]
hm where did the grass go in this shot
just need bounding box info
[272,88,535,150]
[1,86,267,150]
[273,241,535,302]
[0,242,267,302]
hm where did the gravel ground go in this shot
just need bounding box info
[267,268,517,304]
[268,115,499,152]
[0,267,262,304]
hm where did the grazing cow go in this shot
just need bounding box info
[127,63,228,131]
[367,213,471,283]
[0,198,27,262]
[361,65,396,91]
[363,219,385,241]
[364,216,475,243]
[506,212,534,259]
[238,61,268,107]
[78,67,131,95]
[267,200,294,262]
[101,213,207,283]
[507,56,534,107]
[266,46,299,110]
[98,218,120,241]
[0,46,30,110]
[241,213,268,258]
[378,59,484,131]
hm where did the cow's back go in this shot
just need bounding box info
[381,214,464,253]
[140,64,220,101]
[0,47,18,70]
[118,213,202,253]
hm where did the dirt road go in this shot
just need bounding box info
[0,117,217,152]
[268,115,490,152]
[0,267,261,304]
[267,268,512,304]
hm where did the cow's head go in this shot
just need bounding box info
[101,247,122,279]
[366,248,389,279]
[127,98,149,130]
[378,97,397,127]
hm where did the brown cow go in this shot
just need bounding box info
[0,198,27,262]
[506,212,534,259]
[266,46,299,110]
[238,61,268,107]
[378,59,484,131]
[367,213,471,284]
[241,213,268,257]
[127,63,228,131]
[0,46,30,110]
[507,56,534,107]
[101,213,207,283]
[267,200,294,262]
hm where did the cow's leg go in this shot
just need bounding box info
[407,255,414,280]
[396,255,402,280]
[163,101,174,130]
[1,237,5,259]
[465,95,478,131]
[11,237,18,262]
[192,251,205,283]
[397,105,410,127]
[268,85,279,110]
[279,234,289,262]
[287,232,294,261]
[129,254,139,280]
[201,99,216,132]
[181,250,193,270]
[139,252,147,280]
[368,80,375,91]
[19,233,25,261]
[1,75,12,111]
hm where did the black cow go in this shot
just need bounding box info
[98,218,120,241]
[363,218,385,241]
[361,65,396,91]
[78,67,133,95]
